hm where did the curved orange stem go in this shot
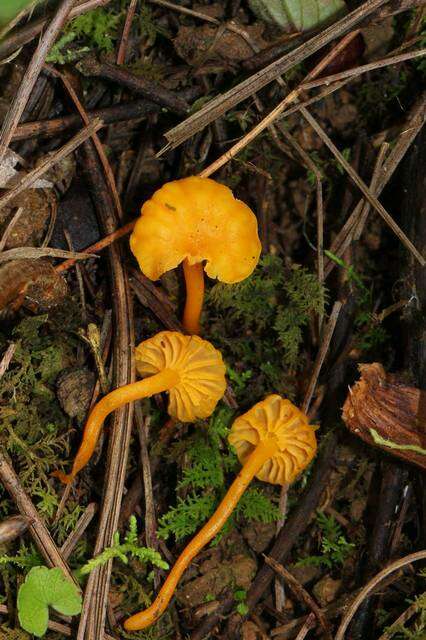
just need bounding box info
[182,260,204,335]
[53,368,179,484]
[124,438,276,631]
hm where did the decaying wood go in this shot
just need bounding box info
[343,363,426,469]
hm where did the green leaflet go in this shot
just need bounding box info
[248,0,347,31]
[17,567,82,637]
[370,428,426,456]
[0,0,39,27]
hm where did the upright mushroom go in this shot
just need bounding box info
[53,331,226,484]
[124,394,317,631]
[130,176,261,335]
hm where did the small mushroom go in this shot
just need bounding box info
[124,394,317,631]
[53,331,226,484]
[130,176,261,334]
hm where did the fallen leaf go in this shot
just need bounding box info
[17,566,81,638]
[249,0,347,31]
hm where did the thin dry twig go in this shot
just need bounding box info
[0,603,115,639]
[76,141,134,640]
[0,246,96,264]
[302,47,426,91]
[0,0,78,164]
[377,600,419,640]
[163,0,392,149]
[325,93,425,275]
[0,207,24,252]
[294,613,317,640]
[197,29,364,177]
[135,408,160,588]
[56,221,135,273]
[0,118,103,212]
[264,556,332,639]
[45,65,123,220]
[335,551,426,640]
[60,503,98,561]
[0,343,16,379]
[302,301,343,414]
[64,229,87,325]
[0,0,113,61]
[117,0,138,64]
[0,452,76,583]
[301,108,425,266]
[353,142,389,241]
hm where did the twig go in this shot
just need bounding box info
[0,207,23,252]
[352,142,389,241]
[301,108,425,266]
[0,452,76,584]
[13,99,160,141]
[77,56,189,116]
[0,118,104,212]
[129,268,183,331]
[0,0,78,164]
[64,229,87,325]
[197,30,365,177]
[45,65,123,220]
[0,0,40,40]
[325,93,425,275]
[0,246,97,263]
[302,301,343,414]
[0,343,16,379]
[56,221,135,273]
[264,556,332,639]
[377,600,419,640]
[0,603,116,639]
[60,503,98,561]
[76,140,134,640]
[163,0,392,149]
[294,613,316,640]
[135,408,160,588]
[0,0,113,61]
[79,324,110,395]
[117,0,138,64]
[302,48,426,91]
[335,551,426,640]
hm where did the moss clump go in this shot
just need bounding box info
[206,255,326,403]
[0,315,78,491]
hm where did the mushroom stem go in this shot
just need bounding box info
[124,438,277,631]
[53,368,180,484]
[182,259,204,335]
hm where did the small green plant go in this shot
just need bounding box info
[46,3,168,65]
[385,592,426,639]
[297,511,355,569]
[324,250,388,353]
[234,589,249,616]
[17,566,82,637]
[207,256,325,402]
[0,544,41,570]
[80,516,168,575]
[158,408,280,543]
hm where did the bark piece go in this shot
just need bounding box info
[342,363,426,469]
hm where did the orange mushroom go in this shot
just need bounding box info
[124,394,317,631]
[53,331,226,484]
[130,176,261,335]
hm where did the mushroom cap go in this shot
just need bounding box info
[228,395,317,485]
[130,176,261,283]
[135,331,226,422]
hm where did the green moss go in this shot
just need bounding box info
[157,407,280,544]
[206,255,326,403]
